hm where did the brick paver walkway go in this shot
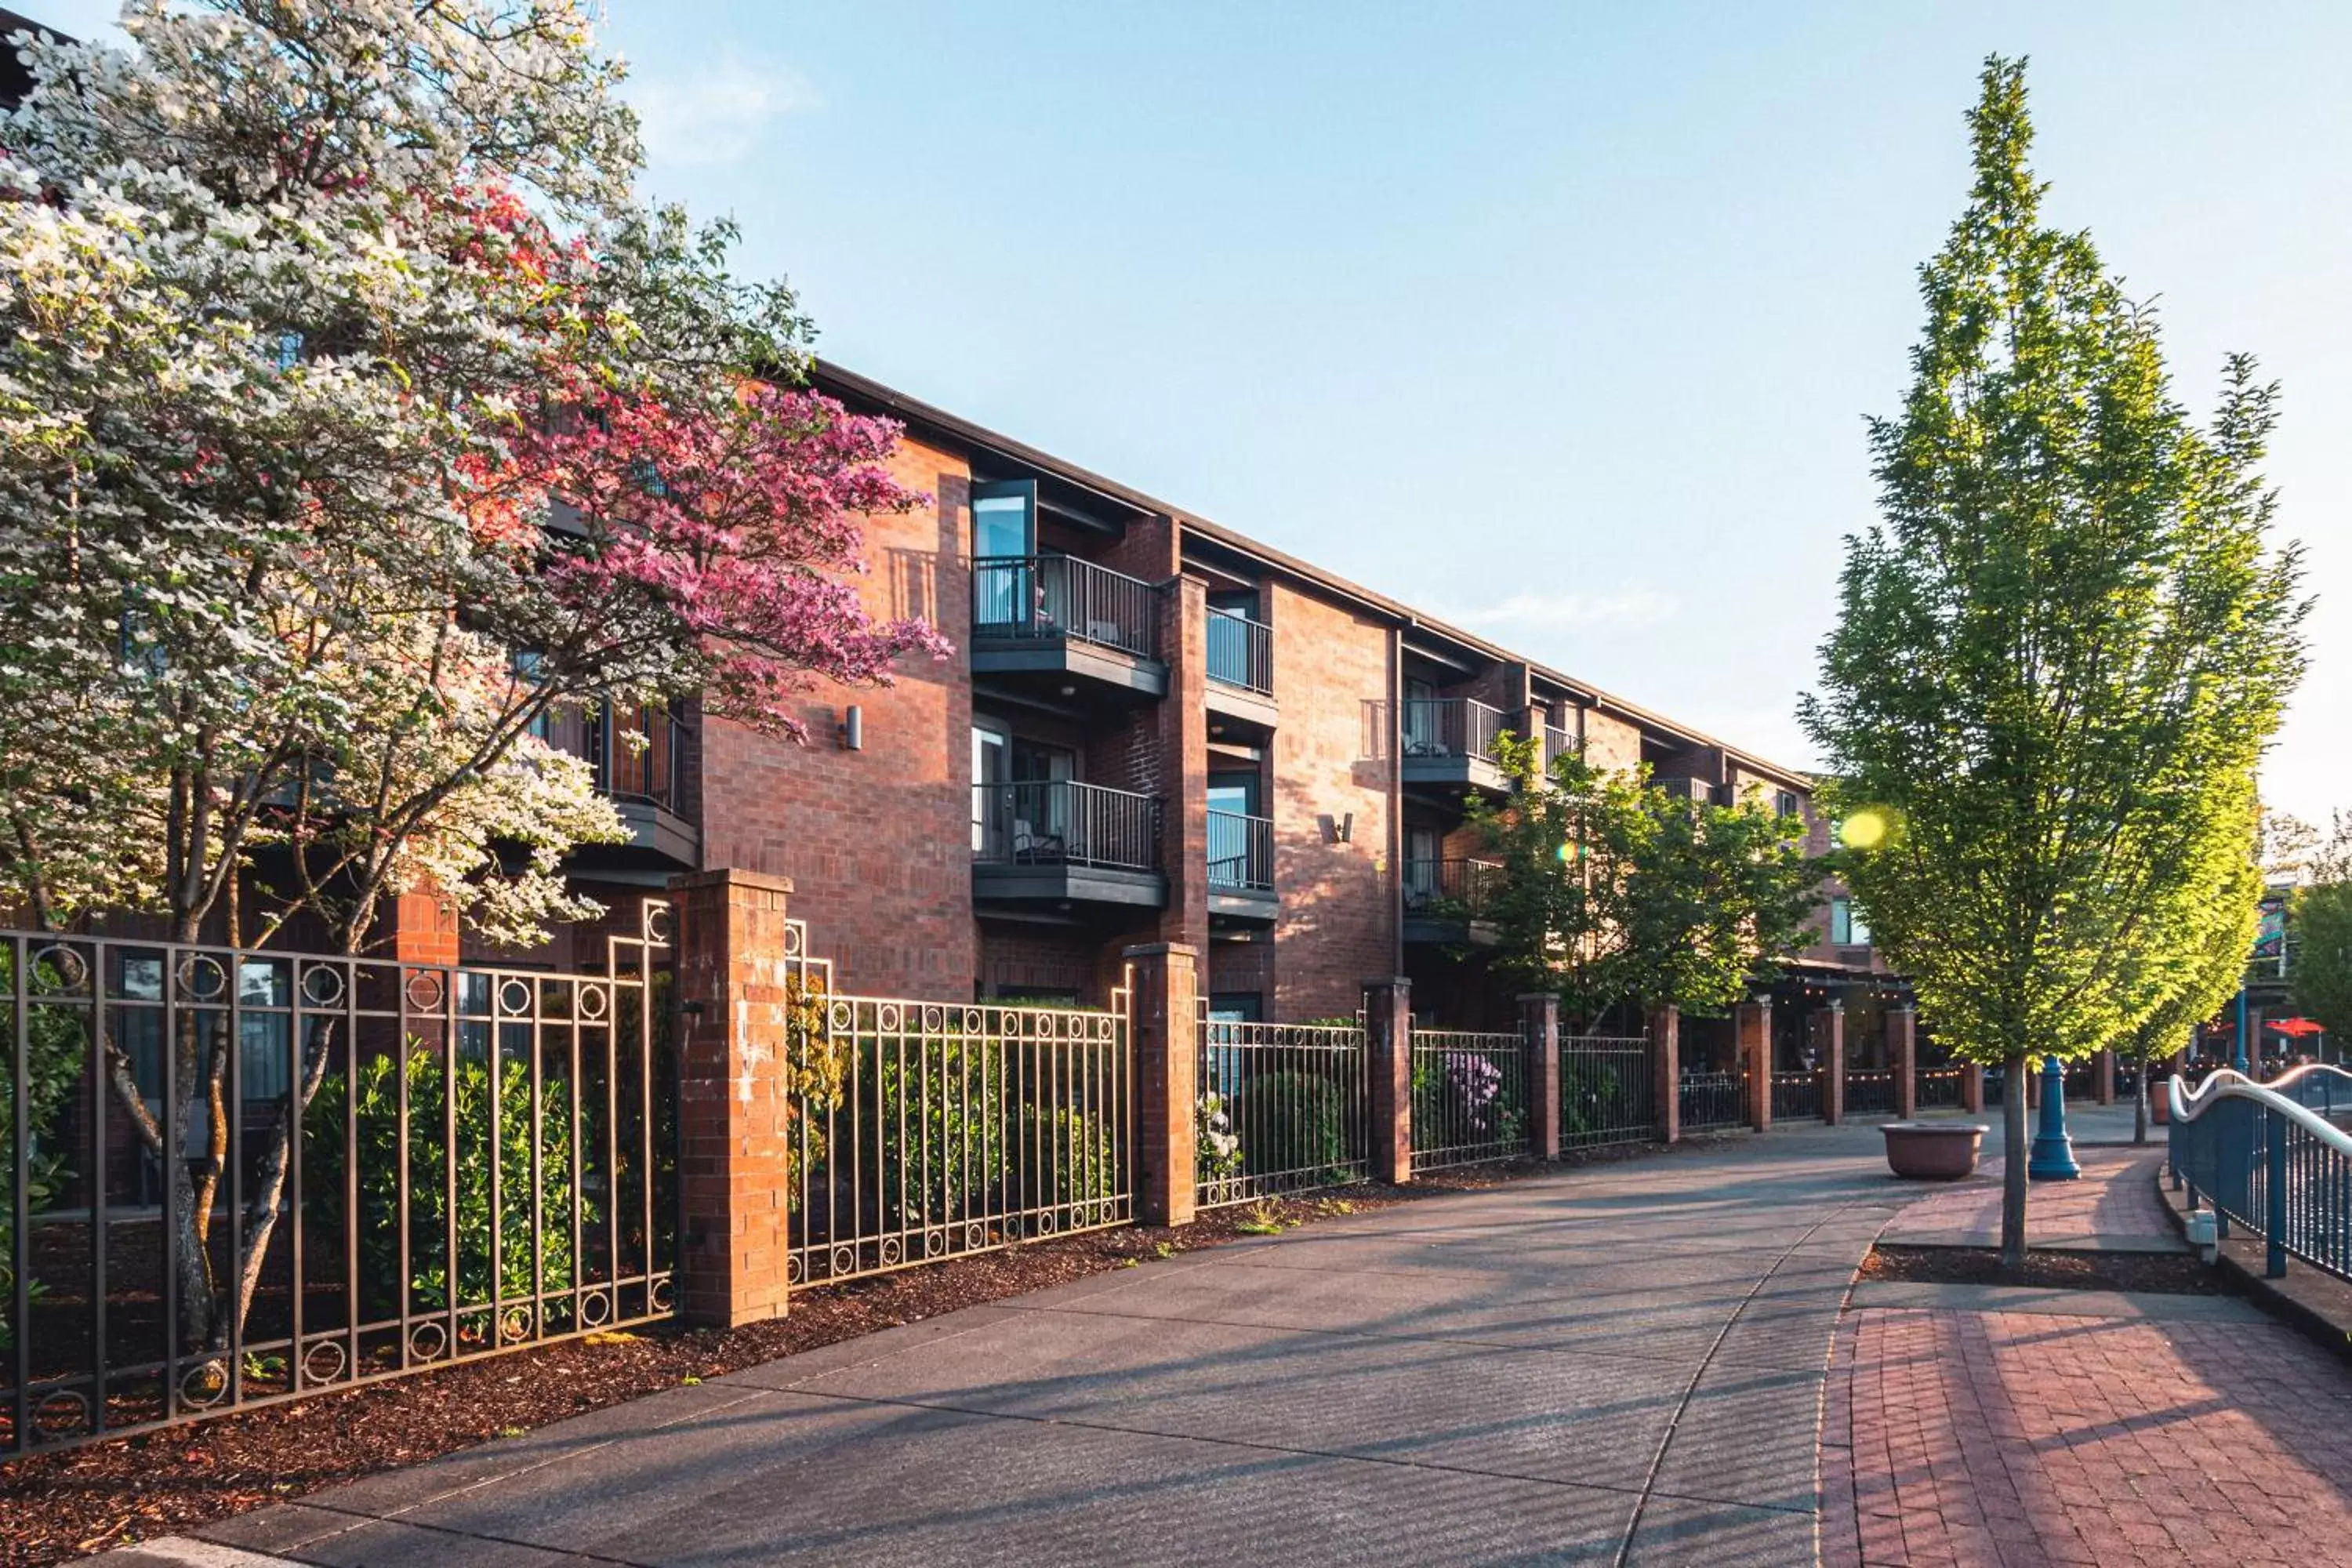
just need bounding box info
[1878,1143,2179,1250]
[1827,1142,2352,1566]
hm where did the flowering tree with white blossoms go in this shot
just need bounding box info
[0,0,946,1348]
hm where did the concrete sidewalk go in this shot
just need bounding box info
[103,1124,1914,1568]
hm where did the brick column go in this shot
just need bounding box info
[1961,1061,1985,1115]
[1125,942,1200,1227]
[1739,999,1772,1132]
[1892,1007,1918,1120]
[1521,993,1561,1161]
[671,869,797,1328]
[1364,977,1413,1183]
[1818,1004,1846,1125]
[1157,574,1210,954]
[1650,1005,1680,1145]
[2096,1048,2115,1105]
[386,886,460,966]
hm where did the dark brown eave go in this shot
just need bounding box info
[811,358,1816,793]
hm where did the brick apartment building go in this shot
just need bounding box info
[517,363,1900,1062]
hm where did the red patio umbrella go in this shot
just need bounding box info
[2267,1017,2325,1038]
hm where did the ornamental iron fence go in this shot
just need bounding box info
[1918,1066,1967,1110]
[1196,1016,1371,1207]
[1410,1027,1530,1170]
[1558,1036,1655,1151]
[3,906,675,1458]
[1679,1069,1748,1134]
[1845,1069,1898,1117]
[777,923,1131,1287]
[1769,1071,1823,1121]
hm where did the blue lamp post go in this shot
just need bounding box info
[2027,1053,2081,1181]
[2233,986,2250,1076]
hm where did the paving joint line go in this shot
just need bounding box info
[1611,1194,1873,1566]
[769,1381,1820,1516]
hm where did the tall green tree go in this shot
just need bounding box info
[1800,57,2307,1265]
[2292,814,2352,1045]
[1463,736,1816,1031]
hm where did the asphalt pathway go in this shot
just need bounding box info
[111,1126,1933,1567]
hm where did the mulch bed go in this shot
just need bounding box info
[1859,1242,2230,1296]
[1,1163,1557,1566]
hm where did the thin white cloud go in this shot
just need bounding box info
[1450,588,1680,631]
[630,59,819,169]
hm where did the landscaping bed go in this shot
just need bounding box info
[2,1165,1547,1566]
[1859,1241,2229,1295]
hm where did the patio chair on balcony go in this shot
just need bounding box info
[1011,818,1065,863]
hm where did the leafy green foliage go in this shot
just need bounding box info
[1234,1071,1354,1184]
[305,1044,591,1326]
[0,954,89,1350]
[1464,734,1817,1027]
[872,1033,1006,1225]
[2292,815,2352,1041]
[1799,58,2303,1079]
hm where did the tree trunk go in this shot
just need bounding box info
[2000,1046,2029,1269]
[2132,1044,2150,1145]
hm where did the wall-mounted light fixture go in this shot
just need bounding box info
[840,704,864,751]
[1319,812,1354,845]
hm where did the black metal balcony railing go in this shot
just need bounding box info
[1206,608,1273,695]
[972,781,1161,873]
[971,555,1159,660]
[547,702,683,814]
[1402,858,1504,916]
[1400,698,1508,762]
[1207,808,1275,892]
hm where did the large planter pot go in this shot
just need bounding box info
[1881,1122,1987,1180]
[2149,1091,2170,1126]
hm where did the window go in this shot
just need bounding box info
[1776,789,1800,818]
[1831,897,1872,948]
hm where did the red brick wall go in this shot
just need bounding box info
[699,433,978,999]
[1268,585,1396,1020]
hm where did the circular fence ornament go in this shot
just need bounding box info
[299,964,347,1008]
[785,1252,805,1286]
[33,1389,90,1440]
[500,1305,535,1345]
[924,1228,948,1260]
[922,1005,945,1032]
[878,1003,903,1033]
[578,982,610,1022]
[301,1339,350,1388]
[180,1360,231,1409]
[644,903,674,945]
[404,971,446,1012]
[28,944,89,994]
[650,1277,674,1314]
[831,1243,856,1279]
[177,954,230,1004]
[966,1222,987,1252]
[408,1323,449,1363]
[828,1000,854,1032]
[879,1236,903,1267]
[961,1007,985,1033]
[498,978,534,1018]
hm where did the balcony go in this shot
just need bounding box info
[971,555,1167,700]
[1541,723,1577,772]
[552,702,699,872]
[1399,698,1510,793]
[1402,858,1503,946]
[1204,608,1276,731]
[1207,807,1276,920]
[972,780,1166,909]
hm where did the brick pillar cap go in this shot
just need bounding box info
[670,868,794,895]
[1123,941,1200,959]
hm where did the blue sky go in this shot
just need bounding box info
[37,2,2352,821]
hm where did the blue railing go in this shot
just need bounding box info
[2168,1065,2352,1283]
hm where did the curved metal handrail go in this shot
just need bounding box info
[2169,1069,2352,1156]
